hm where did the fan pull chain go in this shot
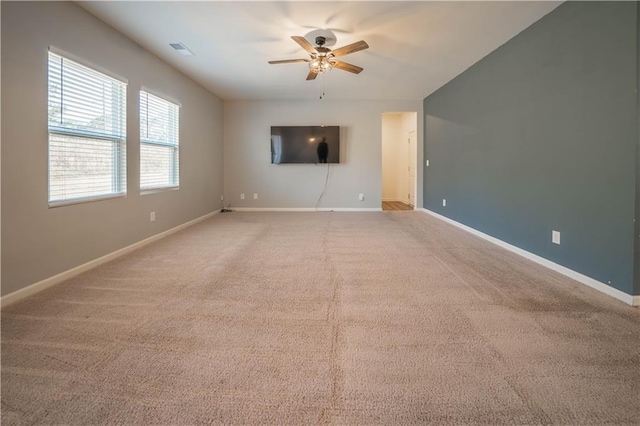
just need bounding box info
[320,73,326,100]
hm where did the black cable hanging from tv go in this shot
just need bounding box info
[315,163,331,211]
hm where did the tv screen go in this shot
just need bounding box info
[271,126,340,164]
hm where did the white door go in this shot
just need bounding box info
[408,131,416,207]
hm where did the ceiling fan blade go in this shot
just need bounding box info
[291,36,317,55]
[330,40,369,58]
[332,60,364,74]
[268,59,309,64]
[306,69,318,80]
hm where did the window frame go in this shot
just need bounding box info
[139,90,180,193]
[47,48,128,208]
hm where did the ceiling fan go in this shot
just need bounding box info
[269,35,369,81]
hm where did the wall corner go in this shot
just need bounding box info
[634,0,640,296]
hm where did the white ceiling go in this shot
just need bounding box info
[78,1,561,101]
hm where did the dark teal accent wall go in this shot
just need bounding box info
[423,1,639,296]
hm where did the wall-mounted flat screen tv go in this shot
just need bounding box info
[271,126,340,164]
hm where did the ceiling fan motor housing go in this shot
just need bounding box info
[315,37,331,55]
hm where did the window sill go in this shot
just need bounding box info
[48,193,126,208]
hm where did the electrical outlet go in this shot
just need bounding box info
[358,193,364,201]
[150,211,156,222]
[221,195,224,201]
[442,199,446,207]
[552,230,561,245]
[253,193,258,200]
[240,193,245,200]
[426,160,430,166]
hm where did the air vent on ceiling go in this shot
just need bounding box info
[170,42,195,56]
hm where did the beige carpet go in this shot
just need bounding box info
[2,211,639,424]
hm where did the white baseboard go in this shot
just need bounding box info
[232,207,383,212]
[422,209,638,307]
[1,209,221,308]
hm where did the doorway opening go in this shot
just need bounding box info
[381,112,417,211]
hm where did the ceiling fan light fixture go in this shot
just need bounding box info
[309,56,333,73]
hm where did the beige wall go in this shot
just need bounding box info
[223,100,422,209]
[1,1,224,296]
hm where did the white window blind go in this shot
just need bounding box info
[139,91,180,190]
[48,51,127,205]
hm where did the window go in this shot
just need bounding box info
[139,91,180,190]
[47,51,127,205]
